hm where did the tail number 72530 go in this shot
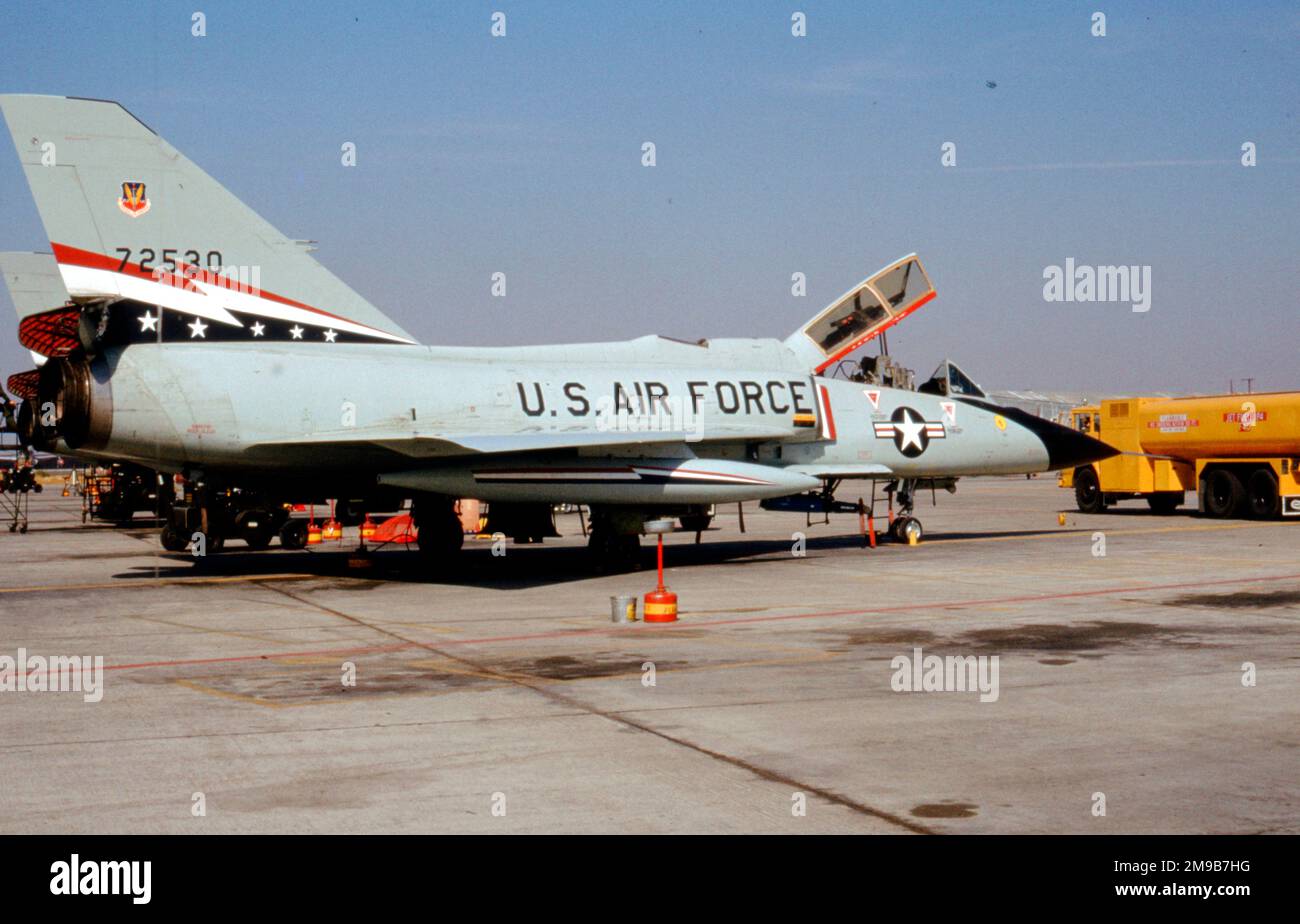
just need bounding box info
[115,248,224,274]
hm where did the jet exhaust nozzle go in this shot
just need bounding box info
[36,355,112,450]
[15,398,46,450]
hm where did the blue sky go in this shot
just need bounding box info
[1,1,1296,392]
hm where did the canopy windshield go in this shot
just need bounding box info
[918,359,987,398]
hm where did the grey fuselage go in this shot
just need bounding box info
[73,333,1062,506]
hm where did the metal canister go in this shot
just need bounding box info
[611,594,638,623]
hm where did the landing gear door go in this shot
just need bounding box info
[786,254,935,375]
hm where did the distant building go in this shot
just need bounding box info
[987,389,1176,424]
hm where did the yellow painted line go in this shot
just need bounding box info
[172,678,287,709]
[632,629,823,659]
[0,573,320,595]
[1137,553,1300,567]
[490,651,842,687]
[933,520,1273,546]
[130,614,290,645]
[566,651,842,683]
[169,649,840,709]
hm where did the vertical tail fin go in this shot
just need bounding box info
[0,251,68,320]
[0,95,415,344]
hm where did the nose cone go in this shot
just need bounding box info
[991,403,1119,470]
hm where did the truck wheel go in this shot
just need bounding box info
[236,509,275,550]
[1203,469,1245,518]
[1246,468,1280,519]
[159,523,188,552]
[1074,467,1105,514]
[280,519,308,550]
[242,526,274,550]
[1146,492,1183,514]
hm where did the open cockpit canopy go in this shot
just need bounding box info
[787,254,934,374]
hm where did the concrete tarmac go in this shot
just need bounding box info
[1,478,1296,833]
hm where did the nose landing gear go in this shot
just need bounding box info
[887,479,924,545]
[891,515,924,544]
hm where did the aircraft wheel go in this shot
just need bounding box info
[1073,467,1106,514]
[1246,468,1280,519]
[588,528,641,573]
[412,496,464,560]
[280,519,309,550]
[1145,492,1182,514]
[679,514,713,532]
[893,517,923,544]
[888,516,914,541]
[1203,469,1245,518]
[416,516,464,557]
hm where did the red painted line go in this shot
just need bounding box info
[479,467,633,475]
[819,385,837,440]
[478,464,774,485]
[634,465,771,484]
[95,570,1300,676]
[50,242,395,337]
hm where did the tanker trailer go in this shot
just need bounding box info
[1059,393,1300,519]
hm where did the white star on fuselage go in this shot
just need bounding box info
[250,322,266,337]
[289,325,304,340]
[138,312,158,333]
[893,408,927,452]
[323,329,338,342]
[188,317,208,339]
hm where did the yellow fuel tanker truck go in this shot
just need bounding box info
[1059,392,1300,519]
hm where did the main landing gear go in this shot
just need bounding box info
[586,507,643,574]
[412,495,464,565]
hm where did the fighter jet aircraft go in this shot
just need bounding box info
[0,95,1114,568]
